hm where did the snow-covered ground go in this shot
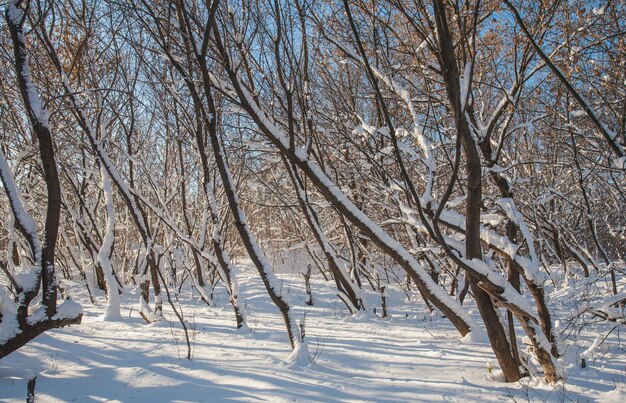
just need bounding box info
[2,263,625,402]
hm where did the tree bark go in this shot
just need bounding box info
[431,0,521,382]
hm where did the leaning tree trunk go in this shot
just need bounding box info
[204,99,301,348]
[283,158,363,313]
[211,27,477,338]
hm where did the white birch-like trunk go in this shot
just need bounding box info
[98,166,121,320]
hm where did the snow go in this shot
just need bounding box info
[25,306,48,326]
[496,198,542,282]
[370,64,436,202]
[274,139,465,325]
[7,1,50,127]
[305,157,476,330]
[1,266,624,402]
[0,150,42,268]
[13,270,41,297]
[460,62,472,111]
[592,6,605,16]
[98,166,121,320]
[459,256,505,289]
[500,285,537,322]
[0,290,20,344]
[288,166,362,307]
[599,292,626,310]
[460,327,488,344]
[52,299,83,321]
[284,340,312,369]
[5,1,24,23]
[56,71,152,245]
[201,181,248,326]
[480,213,504,226]
[218,68,477,333]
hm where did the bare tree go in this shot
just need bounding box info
[1,0,81,359]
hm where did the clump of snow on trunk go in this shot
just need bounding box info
[284,341,312,369]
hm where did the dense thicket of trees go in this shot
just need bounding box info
[1,0,624,383]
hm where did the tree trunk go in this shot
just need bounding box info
[432,0,521,382]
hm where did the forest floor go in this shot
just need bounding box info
[1,261,625,402]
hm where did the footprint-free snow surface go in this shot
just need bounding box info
[2,264,625,402]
